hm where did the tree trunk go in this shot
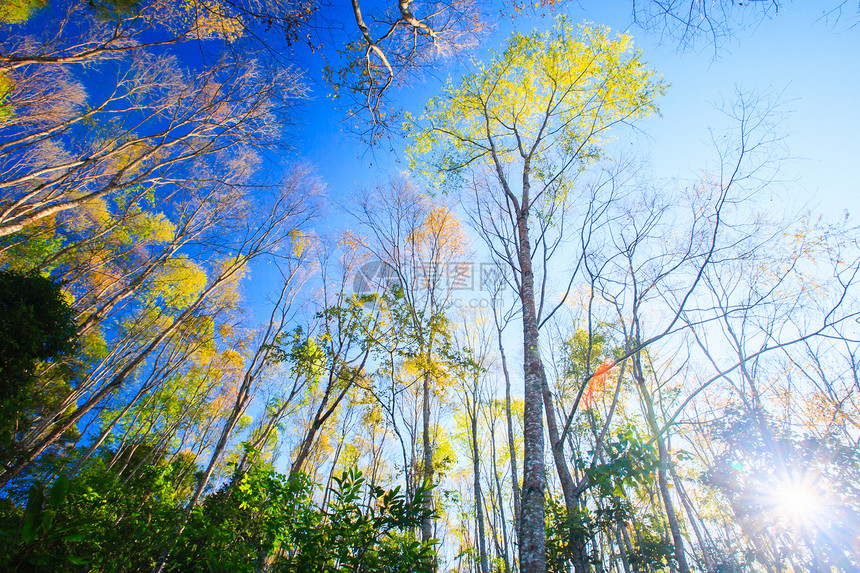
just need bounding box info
[421,366,435,545]
[494,312,521,532]
[541,368,590,573]
[68,382,149,476]
[634,360,690,573]
[489,414,512,573]
[517,207,546,573]
[616,523,633,573]
[472,410,490,573]
[289,367,360,478]
[669,462,715,573]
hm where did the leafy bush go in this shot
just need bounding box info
[0,460,436,572]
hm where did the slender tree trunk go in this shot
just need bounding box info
[634,360,690,573]
[616,523,633,573]
[289,368,360,478]
[472,408,490,573]
[669,462,715,573]
[490,417,512,573]
[69,379,155,476]
[517,207,546,573]
[106,406,145,472]
[656,432,688,573]
[421,366,435,545]
[635,526,654,573]
[541,368,590,573]
[495,313,522,532]
[320,431,347,512]
[290,415,327,478]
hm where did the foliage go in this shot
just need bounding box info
[584,427,658,502]
[627,524,672,571]
[0,0,45,23]
[0,271,78,454]
[407,18,666,192]
[282,467,436,573]
[170,463,313,572]
[0,271,77,397]
[544,496,589,573]
[0,460,435,572]
[0,451,194,571]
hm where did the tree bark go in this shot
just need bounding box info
[472,407,490,573]
[421,367,435,545]
[541,368,590,573]
[517,207,546,573]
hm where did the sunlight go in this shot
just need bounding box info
[768,478,823,523]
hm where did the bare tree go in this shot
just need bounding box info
[0,51,303,238]
[327,0,486,143]
[350,178,468,547]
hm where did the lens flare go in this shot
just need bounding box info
[768,478,823,524]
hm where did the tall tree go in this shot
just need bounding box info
[408,20,664,572]
[351,178,468,547]
[0,172,319,489]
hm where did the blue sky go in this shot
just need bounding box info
[294,2,859,221]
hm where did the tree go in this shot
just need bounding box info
[350,180,469,549]
[408,20,664,572]
[0,270,77,394]
[562,93,860,572]
[0,270,77,456]
[0,172,320,489]
[325,0,486,143]
[0,51,300,238]
[449,313,494,573]
[630,0,780,48]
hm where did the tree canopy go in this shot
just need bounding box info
[0,1,859,572]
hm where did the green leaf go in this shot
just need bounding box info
[49,475,71,507]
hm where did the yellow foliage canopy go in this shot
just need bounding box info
[408,19,666,194]
[0,0,45,24]
[153,0,244,42]
[149,256,208,308]
[406,203,469,263]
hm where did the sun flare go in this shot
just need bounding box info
[769,479,822,523]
